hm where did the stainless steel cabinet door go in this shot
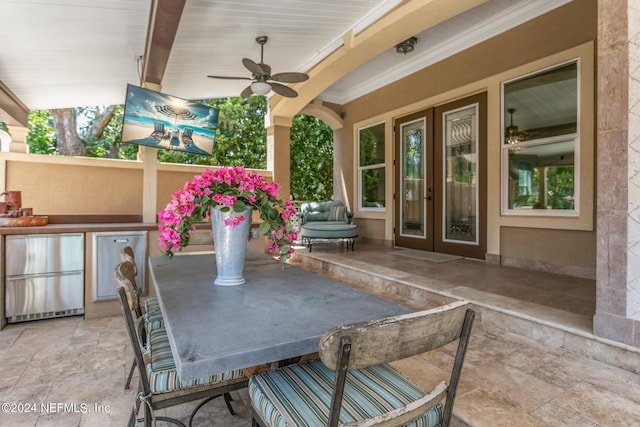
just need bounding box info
[6,234,84,276]
[93,231,147,301]
[5,271,84,318]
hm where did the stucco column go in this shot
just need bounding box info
[5,125,29,153]
[266,117,292,200]
[594,0,640,347]
[140,82,161,224]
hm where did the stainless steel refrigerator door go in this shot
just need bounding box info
[5,271,84,320]
[5,233,84,276]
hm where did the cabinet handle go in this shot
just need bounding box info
[114,239,129,243]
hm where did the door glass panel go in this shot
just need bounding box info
[443,105,478,244]
[400,119,425,237]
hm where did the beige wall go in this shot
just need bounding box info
[336,0,597,274]
[1,152,272,217]
[5,154,143,215]
[501,227,596,279]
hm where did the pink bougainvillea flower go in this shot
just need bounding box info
[157,166,296,264]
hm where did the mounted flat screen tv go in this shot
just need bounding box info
[121,84,219,156]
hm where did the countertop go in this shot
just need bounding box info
[0,222,158,235]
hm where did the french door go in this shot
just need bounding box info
[394,93,486,259]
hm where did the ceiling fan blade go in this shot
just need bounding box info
[270,82,298,98]
[207,75,252,80]
[242,58,267,76]
[257,62,271,75]
[240,85,254,98]
[270,72,309,83]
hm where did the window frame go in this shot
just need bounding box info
[500,58,581,217]
[357,121,386,212]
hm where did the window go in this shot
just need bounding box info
[502,61,578,215]
[358,122,385,209]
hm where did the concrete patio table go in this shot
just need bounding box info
[148,252,412,382]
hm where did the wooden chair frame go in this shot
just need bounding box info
[116,267,248,427]
[251,300,475,427]
[120,248,141,390]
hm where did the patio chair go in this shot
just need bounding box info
[119,248,164,390]
[115,263,248,427]
[119,246,160,314]
[249,300,475,427]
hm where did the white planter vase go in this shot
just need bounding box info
[210,206,252,286]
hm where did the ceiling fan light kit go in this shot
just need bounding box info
[251,81,272,95]
[208,36,309,98]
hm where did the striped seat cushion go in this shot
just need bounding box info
[249,359,443,427]
[145,297,161,315]
[146,327,245,394]
[143,297,164,330]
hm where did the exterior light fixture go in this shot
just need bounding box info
[251,81,271,95]
[396,37,418,54]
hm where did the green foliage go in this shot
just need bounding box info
[26,109,57,154]
[290,115,333,201]
[512,164,574,209]
[546,166,574,209]
[359,128,377,166]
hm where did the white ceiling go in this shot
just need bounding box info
[0,0,569,112]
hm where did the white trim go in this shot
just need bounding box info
[320,0,572,104]
[500,59,581,217]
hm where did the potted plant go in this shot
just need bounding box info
[158,166,298,283]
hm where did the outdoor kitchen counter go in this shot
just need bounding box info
[0,221,264,324]
[0,223,163,326]
[0,222,158,235]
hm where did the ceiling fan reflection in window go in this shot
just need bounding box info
[207,36,309,98]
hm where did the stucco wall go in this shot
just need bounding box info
[1,152,272,218]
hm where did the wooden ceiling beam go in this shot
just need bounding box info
[0,80,29,127]
[141,0,186,85]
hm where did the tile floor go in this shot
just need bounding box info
[1,242,640,426]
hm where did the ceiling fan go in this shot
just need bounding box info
[207,36,309,98]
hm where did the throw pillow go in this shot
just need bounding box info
[328,205,346,222]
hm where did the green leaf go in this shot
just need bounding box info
[259,222,270,235]
[233,200,248,212]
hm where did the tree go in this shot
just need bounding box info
[29,106,121,156]
[290,115,333,200]
[26,109,57,154]
[50,106,117,156]
[81,105,135,159]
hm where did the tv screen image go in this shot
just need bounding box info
[121,84,219,156]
